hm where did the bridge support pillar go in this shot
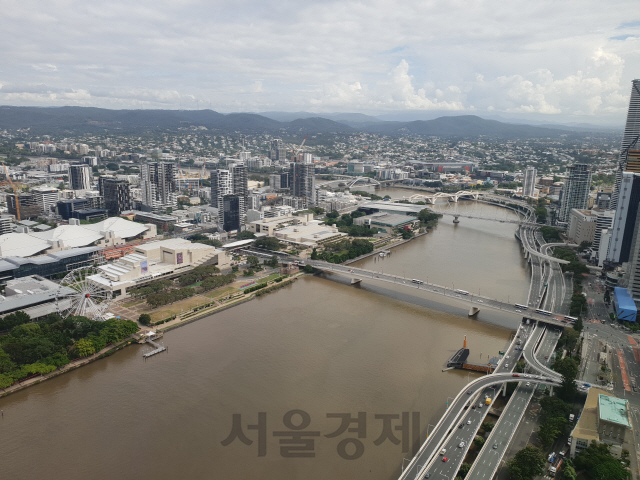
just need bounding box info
[351,278,363,285]
[502,384,506,397]
[453,215,460,224]
[468,307,480,316]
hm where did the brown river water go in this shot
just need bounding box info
[0,190,530,480]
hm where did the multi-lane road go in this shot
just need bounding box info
[307,260,571,327]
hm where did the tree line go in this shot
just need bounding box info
[0,313,139,388]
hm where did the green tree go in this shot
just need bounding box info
[254,236,281,251]
[457,463,472,478]
[265,255,279,268]
[573,316,584,333]
[75,338,95,357]
[138,314,151,326]
[562,464,577,480]
[507,446,546,480]
[247,255,260,268]
[237,230,256,240]
[573,441,631,480]
[481,422,494,433]
[473,437,485,448]
[538,416,568,449]
[106,162,119,171]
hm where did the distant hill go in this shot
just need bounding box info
[361,115,572,138]
[0,106,579,139]
[0,106,353,135]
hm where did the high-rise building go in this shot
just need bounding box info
[222,195,242,232]
[210,166,247,228]
[69,164,92,190]
[593,210,615,252]
[522,167,537,198]
[626,150,640,174]
[611,79,640,209]
[31,186,60,215]
[140,162,177,212]
[269,139,286,161]
[289,159,315,206]
[557,164,592,223]
[269,173,289,190]
[608,172,640,264]
[99,176,132,216]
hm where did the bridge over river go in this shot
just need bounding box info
[306,260,573,327]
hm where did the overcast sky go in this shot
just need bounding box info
[1,0,639,124]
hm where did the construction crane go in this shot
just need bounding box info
[293,134,309,159]
[3,163,21,221]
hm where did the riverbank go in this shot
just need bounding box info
[0,274,304,399]
[0,336,135,398]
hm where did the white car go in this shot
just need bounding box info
[467,419,472,425]
[458,441,466,448]
[515,309,522,313]
[477,299,483,303]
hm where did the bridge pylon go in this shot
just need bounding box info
[453,215,460,224]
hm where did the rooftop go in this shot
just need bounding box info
[598,394,631,427]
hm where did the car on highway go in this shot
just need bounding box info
[512,374,520,377]
[423,474,430,479]
[458,441,466,448]
[477,299,483,303]
[472,405,476,409]
[467,419,472,424]
[467,390,473,395]
[526,382,531,387]
[493,443,498,449]
[515,309,522,313]
[478,403,483,409]
[440,448,446,455]
[459,423,464,428]
[545,355,549,359]
[442,457,448,463]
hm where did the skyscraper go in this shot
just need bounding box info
[289,153,315,206]
[522,166,537,198]
[210,166,247,229]
[269,139,286,161]
[607,172,640,264]
[222,195,242,232]
[610,79,640,209]
[69,164,92,190]
[140,162,177,212]
[99,176,132,216]
[557,164,592,223]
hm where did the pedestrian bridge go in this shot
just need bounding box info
[406,190,484,204]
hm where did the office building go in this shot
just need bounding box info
[289,162,315,206]
[611,79,640,209]
[82,156,98,166]
[69,164,92,190]
[522,166,537,198]
[231,164,248,216]
[31,186,60,215]
[99,176,132,216]
[140,162,177,212]
[608,173,640,264]
[0,216,11,235]
[222,195,242,232]
[567,209,598,244]
[593,210,615,252]
[558,164,592,223]
[269,139,286,161]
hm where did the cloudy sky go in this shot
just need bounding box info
[1,0,639,124]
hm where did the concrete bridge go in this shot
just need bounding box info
[307,260,573,327]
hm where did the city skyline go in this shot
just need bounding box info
[0,1,638,125]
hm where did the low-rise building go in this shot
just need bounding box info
[0,275,76,319]
[353,213,418,234]
[89,238,231,297]
[570,390,632,459]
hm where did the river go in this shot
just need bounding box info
[0,192,530,480]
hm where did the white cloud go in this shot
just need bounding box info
[0,0,637,123]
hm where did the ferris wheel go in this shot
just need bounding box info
[57,266,112,321]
